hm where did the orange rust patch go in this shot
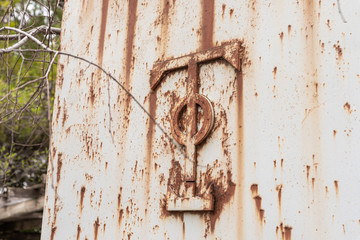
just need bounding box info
[118,209,124,225]
[56,153,63,184]
[284,226,292,240]
[333,130,337,137]
[80,186,86,212]
[311,178,315,189]
[50,226,57,240]
[117,187,123,225]
[229,9,234,18]
[57,64,64,88]
[334,43,343,59]
[254,195,262,212]
[62,99,67,127]
[276,184,282,209]
[123,0,138,115]
[76,225,81,240]
[201,0,215,50]
[273,66,277,79]
[253,194,264,223]
[145,91,157,206]
[306,165,310,180]
[94,217,100,240]
[287,25,292,35]
[209,171,236,232]
[334,180,339,195]
[221,4,226,19]
[279,32,284,43]
[98,0,109,65]
[343,102,351,114]
[89,73,95,105]
[250,184,258,196]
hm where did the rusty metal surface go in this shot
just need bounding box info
[42,0,360,239]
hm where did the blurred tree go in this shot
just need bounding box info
[0,0,62,189]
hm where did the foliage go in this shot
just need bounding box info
[0,0,62,189]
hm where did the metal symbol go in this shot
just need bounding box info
[150,41,243,211]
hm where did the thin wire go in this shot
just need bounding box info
[337,0,348,23]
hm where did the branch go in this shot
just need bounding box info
[0,26,60,53]
[0,26,61,40]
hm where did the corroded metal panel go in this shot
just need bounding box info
[42,0,360,239]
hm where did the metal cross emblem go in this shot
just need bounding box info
[150,41,242,211]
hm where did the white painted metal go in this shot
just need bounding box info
[42,0,360,239]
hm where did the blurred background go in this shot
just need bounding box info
[0,1,62,239]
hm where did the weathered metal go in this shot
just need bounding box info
[42,0,360,239]
[151,42,241,212]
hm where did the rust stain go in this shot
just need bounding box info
[253,195,264,223]
[145,91,157,207]
[334,43,343,59]
[123,0,138,115]
[333,130,337,137]
[306,165,310,181]
[221,4,226,19]
[276,184,282,209]
[89,72,95,105]
[279,32,284,44]
[57,64,64,88]
[235,68,244,238]
[50,226,57,240]
[326,19,330,29]
[76,225,81,240]
[56,98,61,121]
[287,25,292,35]
[98,0,110,66]
[254,195,261,212]
[284,226,292,240]
[311,178,315,189]
[260,209,265,223]
[94,217,100,240]
[273,66,277,79]
[281,158,284,168]
[159,0,170,58]
[56,153,63,184]
[201,0,215,50]
[343,102,351,114]
[250,184,258,196]
[230,9,234,18]
[62,99,67,127]
[209,171,236,232]
[334,180,339,196]
[80,186,86,212]
[166,160,183,200]
[118,187,123,225]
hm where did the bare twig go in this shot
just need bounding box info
[0,26,59,52]
[45,51,58,137]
